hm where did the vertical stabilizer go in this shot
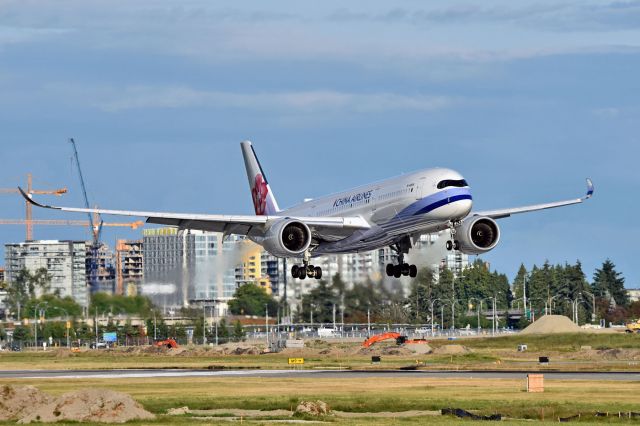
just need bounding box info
[240,141,280,215]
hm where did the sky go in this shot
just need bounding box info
[0,0,639,288]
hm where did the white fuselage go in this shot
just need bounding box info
[277,168,473,254]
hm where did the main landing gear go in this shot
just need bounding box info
[385,244,418,278]
[290,250,323,280]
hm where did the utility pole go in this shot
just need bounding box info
[265,304,269,348]
[202,305,206,345]
[332,303,336,330]
[94,307,98,348]
[523,275,527,320]
[367,308,371,336]
[492,297,496,336]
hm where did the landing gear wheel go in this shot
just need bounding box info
[453,240,460,251]
[446,240,453,251]
[393,264,402,278]
[401,263,410,277]
[314,266,323,280]
[306,265,315,279]
[386,264,394,277]
[291,265,299,278]
[409,264,418,278]
[297,267,307,280]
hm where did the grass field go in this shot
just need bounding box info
[1,375,639,425]
[1,332,639,371]
[1,333,639,424]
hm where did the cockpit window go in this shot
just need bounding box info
[437,179,468,189]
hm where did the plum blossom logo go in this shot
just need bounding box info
[252,174,269,215]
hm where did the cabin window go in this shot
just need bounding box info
[437,179,468,189]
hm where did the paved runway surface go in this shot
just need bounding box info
[0,369,638,380]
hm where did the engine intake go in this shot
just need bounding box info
[455,216,500,255]
[261,219,312,257]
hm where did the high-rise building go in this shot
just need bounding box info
[0,267,5,283]
[143,228,243,310]
[4,240,89,307]
[116,239,143,296]
[90,244,116,294]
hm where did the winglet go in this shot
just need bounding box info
[17,186,58,209]
[584,178,594,200]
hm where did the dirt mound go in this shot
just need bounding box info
[296,400,331,416]
[433,345,470,355]
[231,346,261,355]
[19,388,154,424]
[0,385,53,421]
[520,315,582,335]
[406,343,432,354]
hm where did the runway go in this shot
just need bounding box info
[1,369,639,381]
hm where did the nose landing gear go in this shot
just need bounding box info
[445,221,461,251]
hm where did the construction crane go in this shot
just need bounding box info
[0,173,67,240]
[0,219,144,229]
[69,138,103,292]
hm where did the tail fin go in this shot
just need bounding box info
[241,140,281,216]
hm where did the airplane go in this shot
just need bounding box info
[19,141,594,280]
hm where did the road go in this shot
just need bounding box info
[0,369,638,380]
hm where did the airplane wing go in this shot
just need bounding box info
[18,187,370,235]
[472,178,594,219]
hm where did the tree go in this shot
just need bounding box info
[232,320,245,342]
[406,267,435,322]
[228,283,278,316]
[512,264,528,303]
[12,325,31,342]
[593,260,628,307]
[217,318,230,343]
[298,279,337,324]
[5,268,52,317]
[24,295,83,319]
[89,293,154,317]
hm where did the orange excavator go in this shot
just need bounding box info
[154,338,179,349]
[362,332,428,348]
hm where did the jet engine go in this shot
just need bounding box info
[455,216,500,255]
[261,219,312,257]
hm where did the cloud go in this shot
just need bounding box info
[327,2,640,32]
[86,86,457,113]
[592,107,620,118]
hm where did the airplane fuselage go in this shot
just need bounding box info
[265,168,473,255]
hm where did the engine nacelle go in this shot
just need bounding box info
[456,216,500,255]
[261,219,312,258]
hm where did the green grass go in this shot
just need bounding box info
[445,333,640,351]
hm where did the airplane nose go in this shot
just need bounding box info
[456,198,473,218]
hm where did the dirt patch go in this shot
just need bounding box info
[0,385,53,421]
[296,400,331,416]
[433,345,471,355]
[521,315,582,334]
[406,344,432,354]
[19,388,155,424]
[0,385,153,424]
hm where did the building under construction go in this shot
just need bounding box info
[116,239,143,296]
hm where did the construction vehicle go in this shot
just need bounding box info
[625,320,640,334]
[154,338,179,349]
[362,332,428,348]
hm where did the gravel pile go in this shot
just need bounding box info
[520,315,582,334]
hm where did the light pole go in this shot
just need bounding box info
[581,290,597,323]
[49,306,69,348]
[549,294,562,315]
[429,299,442,337]
[467,298,483,335]
[34,302,48,350]
[265,303,269,348]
